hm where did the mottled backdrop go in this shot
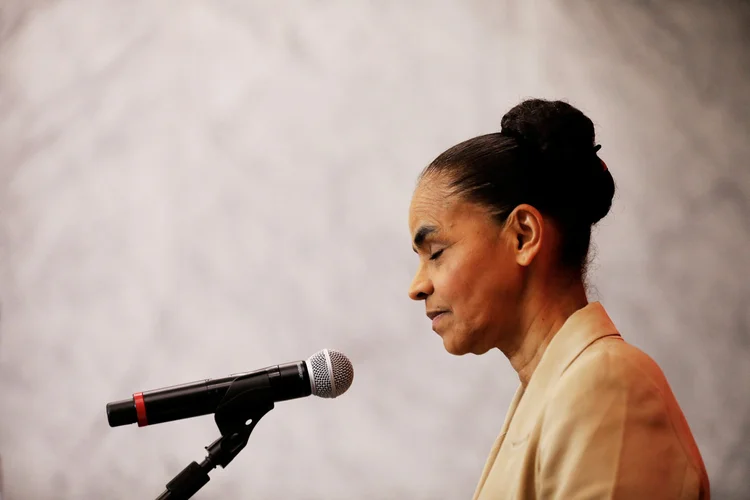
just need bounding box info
[0,1,748,499]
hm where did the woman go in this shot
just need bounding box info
[408,99,710,499]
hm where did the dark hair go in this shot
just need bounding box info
[421,98,615,276]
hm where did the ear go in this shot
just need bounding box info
[506,204,543,267]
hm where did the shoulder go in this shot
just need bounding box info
[554,336,673,402]
[542,336,684,436]
[540,336,708,487]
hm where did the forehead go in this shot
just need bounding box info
[408,174,491,235]
[409,175,451,226]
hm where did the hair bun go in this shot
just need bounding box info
[500,99,614,226]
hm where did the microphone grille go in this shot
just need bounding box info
[306,349,354,399]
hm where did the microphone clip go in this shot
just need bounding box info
[155,373,276,500]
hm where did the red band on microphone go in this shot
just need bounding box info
[133,392,148,427]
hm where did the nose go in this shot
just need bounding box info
[408,264,433,301]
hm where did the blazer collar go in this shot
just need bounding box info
[472,302,620,500]
[506,301,621,437]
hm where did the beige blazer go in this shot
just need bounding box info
[472,302,710,500]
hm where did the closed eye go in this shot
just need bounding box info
[429,249,444,261]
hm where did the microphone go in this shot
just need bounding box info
[106,349,354,428]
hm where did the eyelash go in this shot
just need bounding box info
[429,249,444,261]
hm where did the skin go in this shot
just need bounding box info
[408,172,589,386]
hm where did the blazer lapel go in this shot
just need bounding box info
[472,384,526,500]
[503,302,622,440]
[472,302,621,499]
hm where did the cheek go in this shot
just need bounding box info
[432,258,473,305]
[438,250,520,322]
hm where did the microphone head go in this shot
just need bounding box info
[305,349,354,398]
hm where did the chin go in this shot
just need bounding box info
[441,335,475,356]
[441,329,492,356]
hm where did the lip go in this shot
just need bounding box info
[429,311,448,331]
[426,310,447,320]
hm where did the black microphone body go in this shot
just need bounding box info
[107,361,311,428]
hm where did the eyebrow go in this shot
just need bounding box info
[412,225,438,252]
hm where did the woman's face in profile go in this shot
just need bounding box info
[408,174,523,355]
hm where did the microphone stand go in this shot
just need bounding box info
[154,372,275,499]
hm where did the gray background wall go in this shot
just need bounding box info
[0,1,748,499]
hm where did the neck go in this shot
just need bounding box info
[504,277,589,387]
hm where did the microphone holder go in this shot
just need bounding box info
[154,372,275,500]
